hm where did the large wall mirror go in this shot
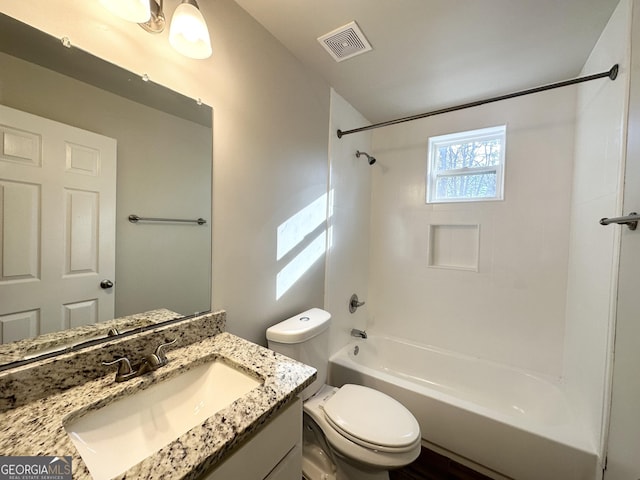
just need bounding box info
[0,13,213,367]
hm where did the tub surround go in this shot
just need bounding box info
[0,311,316,479]
[0,308,183,365]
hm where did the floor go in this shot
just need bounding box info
[389,447,493,480]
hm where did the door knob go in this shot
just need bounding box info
[100,279,114,289]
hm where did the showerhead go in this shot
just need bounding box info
[356,150,376,165]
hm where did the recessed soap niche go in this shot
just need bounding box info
[427,224,480,272]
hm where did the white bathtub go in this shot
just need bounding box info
[329,335,598,480]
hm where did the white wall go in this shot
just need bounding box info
[563,0,631,456]
[368,88,576,377]
[325,90,372,355]
[0,0,331,345]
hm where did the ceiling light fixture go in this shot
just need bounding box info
[99,0,151,23]
[169,0,212,59]
[139,0,166,34]
[100,0,212,59]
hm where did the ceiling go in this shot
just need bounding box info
[234,0,620,125]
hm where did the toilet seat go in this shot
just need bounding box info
[322,384,420,453]
[304,384,421,469]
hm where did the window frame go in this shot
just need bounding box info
[426,125,506,204]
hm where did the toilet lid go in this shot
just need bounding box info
[322,384,420,450]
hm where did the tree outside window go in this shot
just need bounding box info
[427,126,506,203]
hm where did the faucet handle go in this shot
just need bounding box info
[154,338,177,364]
[102,357,133,376]
[106,327,120,337]
[349,294,366,313]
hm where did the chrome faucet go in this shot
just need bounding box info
[102,338,177,382]
[106,327,120,337]
[350,328,367,339]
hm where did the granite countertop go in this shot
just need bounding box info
[0,331,316,479]
[0,308,183,365]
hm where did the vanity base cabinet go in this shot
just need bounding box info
[202,397,302,480]
[265,444,302,480]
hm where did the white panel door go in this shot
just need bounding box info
[0,104,116,343]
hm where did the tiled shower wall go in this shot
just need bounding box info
[368,87,577,378]
[325,90,373,355]
[563,0,630,454]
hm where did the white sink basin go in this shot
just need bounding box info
[64,359,262,480]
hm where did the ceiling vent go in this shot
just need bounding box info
[317,21,372,62]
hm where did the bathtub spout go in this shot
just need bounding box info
[350,328,367,339]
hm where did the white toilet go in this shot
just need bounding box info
[266,308,421,480]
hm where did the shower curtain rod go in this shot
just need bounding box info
[336,64,619,138]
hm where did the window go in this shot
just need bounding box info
[426,125,506,203]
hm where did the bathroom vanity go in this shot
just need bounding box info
[203,398,302,480]
[0,311,316,480]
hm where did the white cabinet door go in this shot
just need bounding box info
[203,398,302,480]
[0,104,116,343]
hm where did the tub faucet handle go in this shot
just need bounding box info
[349,293,365,313]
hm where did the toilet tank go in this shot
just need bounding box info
[266,308,331,400]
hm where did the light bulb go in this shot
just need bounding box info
[169,0,212,59]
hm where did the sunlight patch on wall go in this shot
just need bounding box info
[277,194,327,261]
[276,232,326,299]
[276,192,330,300]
